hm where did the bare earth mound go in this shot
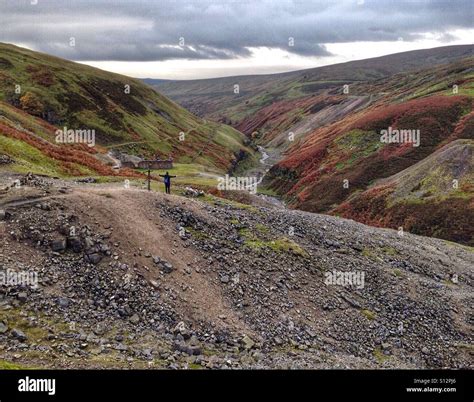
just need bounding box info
[0,174,472,369]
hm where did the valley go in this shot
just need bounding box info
[153,45,474,245]
[0,43,472,371]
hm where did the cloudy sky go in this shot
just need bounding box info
[1,0,472,79]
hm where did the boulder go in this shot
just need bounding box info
[173,341,202,356]
[130,314,140,325]
[17,292,28,303]
[57,297,71,308]
[241,335,255,350]
[162,261,173,273]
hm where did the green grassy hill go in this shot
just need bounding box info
[0,43,254,177]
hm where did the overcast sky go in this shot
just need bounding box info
[0,0,472,79]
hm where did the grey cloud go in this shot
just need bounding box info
[0,0,472,61]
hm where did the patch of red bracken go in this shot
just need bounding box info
[351,96,471,132]
[269,95,472,214]
[333,184,473,246]
[0,121,141,178]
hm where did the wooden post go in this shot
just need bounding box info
[147,162,151,191]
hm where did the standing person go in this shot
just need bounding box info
[159,171,176,194]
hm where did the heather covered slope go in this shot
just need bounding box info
[0,100,126,177]
[334,139,474,246]
[236,53,474,149]
[0,43,254,172]
[268,94,472,206]
[266,94,473,244]
[261,55,474,244]
[153,48,474,245]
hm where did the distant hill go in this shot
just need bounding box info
[149,45,473,121]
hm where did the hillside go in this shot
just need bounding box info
[265,56,473,244]
[151,45,474,122]
[151,46,473,245]
[0,43,254,175]
[332,139,474,246]
[0,42,472,371]
[0,175,472,369]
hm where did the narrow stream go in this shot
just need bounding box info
[245,145,286,208]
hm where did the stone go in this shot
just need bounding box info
[17,292,28,302]
[241,335,255,350]
[83,236,95,250]
[116,343,128,352]
[93,324,106,336]
[77,177,97,183]
[57,297,70,308]
[173,321,187,335]
[51,238,67,252]
[341,294,361,308]
[305,328,316,338]
[173,321,191,339]
[67,236,83,252]
[11,328,27,341]
[220,275,230,284]
[86,253,102,264]
[130,314,140,325]
[178,227,187,240]
[0,322,8,334]
[173,341,202,356]
[0,155,13,164]
[162,262,173,273]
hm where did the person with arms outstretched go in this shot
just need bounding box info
[159,171,176,194]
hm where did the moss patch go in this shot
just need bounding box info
[361,309,376,320]
[0,359,28,370]
[373,347,389,363]
[239,227,309,257]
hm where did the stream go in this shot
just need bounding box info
[244,145,286,209]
